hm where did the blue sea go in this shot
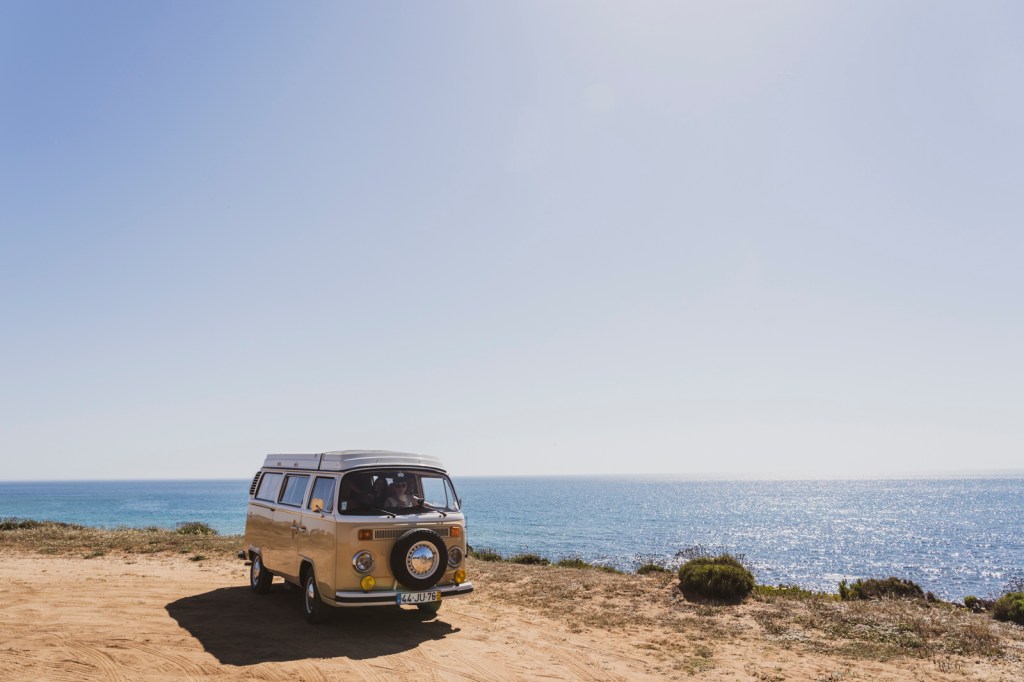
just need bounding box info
[1,476,1021,601]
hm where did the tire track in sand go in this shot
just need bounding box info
[120,642,205,681]
[43,634,126,682]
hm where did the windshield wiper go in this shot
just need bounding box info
[343,507,396,518]
[416,500,447,517]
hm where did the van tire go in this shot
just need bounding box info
[303,572,329,624]
[390,529,449,591]
[416,600,442,615]
[250,555,273,594]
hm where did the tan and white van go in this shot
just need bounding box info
[241,450,472,622]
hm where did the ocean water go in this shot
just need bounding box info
[1,476,1021,601]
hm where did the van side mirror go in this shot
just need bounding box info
[310,498,324,513]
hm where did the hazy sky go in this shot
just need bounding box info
[2,2,1022,480]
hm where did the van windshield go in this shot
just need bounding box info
[338,469,460,515]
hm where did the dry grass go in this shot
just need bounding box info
[468,557,1024,669]
[0,519,242,558]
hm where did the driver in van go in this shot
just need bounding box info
[385,478,415,508]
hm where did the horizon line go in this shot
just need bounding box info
[2,468,1023,484]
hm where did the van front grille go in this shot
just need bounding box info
[372,527,450,541]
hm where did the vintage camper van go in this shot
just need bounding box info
[241,450,472,622]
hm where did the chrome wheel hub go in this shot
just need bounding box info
[305,580,316,610]
[406,542,438,578]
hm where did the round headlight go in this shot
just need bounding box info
[353,550,374,573]
[448,546,464,568]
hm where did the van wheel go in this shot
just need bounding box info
[303,572,329,624]
[416,600,442,615]
[250,555,273,594]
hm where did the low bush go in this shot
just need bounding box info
[637,563,671,575]
[467,547,505,562]
[175,521,218,536]
[677,554,755,602]
[838,577,925,601]
[555,557,589,569]
[510,553,550,566]
[963,595,981,612]
[992,592,1024,625]
[0,518,82,531]
[754,584,828,600]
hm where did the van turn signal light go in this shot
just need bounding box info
[450,526,461,537]
[358,529,373,540]
[360,575,375,591]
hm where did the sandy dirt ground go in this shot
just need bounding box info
[0,553,1019,681]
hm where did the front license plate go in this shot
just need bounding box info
[397,591,439,605]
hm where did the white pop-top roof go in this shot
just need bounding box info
[261,450,446,473]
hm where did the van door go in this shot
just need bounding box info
[267,473,311,581]
[299,476,339,596]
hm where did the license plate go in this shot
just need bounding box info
[397,591,439,605]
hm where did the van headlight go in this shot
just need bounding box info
[352,550,374,573]
[448,546,464,568]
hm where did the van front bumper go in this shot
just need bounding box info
[331,581,474,607]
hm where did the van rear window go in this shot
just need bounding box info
[255,472,283,502]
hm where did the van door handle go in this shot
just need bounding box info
[292,523,307,534]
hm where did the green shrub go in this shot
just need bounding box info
[555,557,590,569]
[467,547,505,562]
[754,584,826,599]
[510,553,550,566]
[992,592,1024,625]
[838,577,925,601]
[963,595,981,611]
[677,554,755,602]
[637,563,671,575]
[0,518,83,531]
[175,521,218,536]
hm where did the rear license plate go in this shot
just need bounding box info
[397,591,439,605]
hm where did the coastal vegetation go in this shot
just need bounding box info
[677,554,756,602]
[0,518,239,557]
[838,576,927,601]
[175,521,218,536]
[993,591,1024,625]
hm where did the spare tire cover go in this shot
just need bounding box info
[389,529,449,591]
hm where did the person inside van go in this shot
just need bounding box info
[371,476,388,506]
[385,478,415,508]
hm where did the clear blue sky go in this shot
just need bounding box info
[2,1,1022,479]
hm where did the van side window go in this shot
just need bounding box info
[307,477,336,512]
[279,474,310,507]
[255,472,284,502]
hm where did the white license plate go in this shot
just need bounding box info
[397,591,439,605]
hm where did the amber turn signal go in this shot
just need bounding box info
[449,526,461,537]
[360,575,376,592]
[454,569,467,584]
[358,529,373,540]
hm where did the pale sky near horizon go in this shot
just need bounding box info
[2,1,1022,480]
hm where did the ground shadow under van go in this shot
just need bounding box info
[165,584,459,665]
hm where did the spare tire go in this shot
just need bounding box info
[390,529,449,591]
